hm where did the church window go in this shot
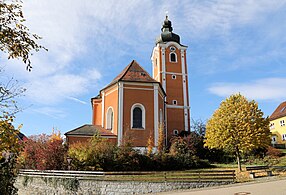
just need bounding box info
[131,103,145,129]
[173,129,179,135]
[172,100,177,105]
[106,107,114,130]
[172,75,176,79]
[170,53,177,62]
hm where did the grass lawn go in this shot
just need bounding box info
[278,149,286,154]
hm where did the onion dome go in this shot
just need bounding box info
[156,15,180,44]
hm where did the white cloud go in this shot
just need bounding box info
[24,68,101,105]
[67,97,87,105]
[181,0,286,37]
[3,0,285,106]
[208,78,286,101]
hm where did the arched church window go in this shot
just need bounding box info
[106,107,113,130]
[131,103,145,129]
[170,52,177,62]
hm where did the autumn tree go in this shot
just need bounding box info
[0,0,46,71]
[157,123,165,154]
[0,68,26,115]
[20,131,66,170]
[205,94,270,171]
[146,135,153,157]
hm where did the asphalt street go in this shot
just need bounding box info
[159,177,286,195]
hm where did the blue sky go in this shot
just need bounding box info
[2,0,286,136]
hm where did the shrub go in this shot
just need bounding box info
[20,131,66,170]
[68,135,116,171]
[68,135,211,171]
[266,146,283,158]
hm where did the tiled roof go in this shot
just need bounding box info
[270,101,286,120]
[103,60,159,90]
[64,124,116,137]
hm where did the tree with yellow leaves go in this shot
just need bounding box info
[205,94,270,171]
[157,123,165,154]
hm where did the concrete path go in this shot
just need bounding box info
[159,177,286,195]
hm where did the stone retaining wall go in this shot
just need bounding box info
[16,175,231,195]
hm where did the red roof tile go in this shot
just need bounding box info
[103,60,159,89]
[270,101,286,120]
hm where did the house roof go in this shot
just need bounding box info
[270,101,286,120]
[64,124,116,137]
[17,132,27,141]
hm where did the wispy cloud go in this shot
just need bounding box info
[67,97,87,105]
[22,68,101,105]
[208,78,286,101]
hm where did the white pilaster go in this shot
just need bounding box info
[181,49,189,131]
[118,82,124,146]
[154,84,159,146]
[101,91,105,128]
[161,47,166,91]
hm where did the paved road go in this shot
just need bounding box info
[159,178,286,195]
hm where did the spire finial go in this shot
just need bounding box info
[165,11,169,20]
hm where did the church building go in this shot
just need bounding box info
[65,16,191,149]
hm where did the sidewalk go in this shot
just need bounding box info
[158,177,286,195]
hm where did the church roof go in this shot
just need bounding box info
[102,60,162,91]
[65,124,116,137]
[270,101,286,120]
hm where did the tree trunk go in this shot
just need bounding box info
[235,146,242,172]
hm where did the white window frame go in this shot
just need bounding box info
[173,129,179,135]
[172,74,176,79]
[170,46,176,52]
[270,123,275,129]
[282,134,286,141]
[172,100,177,105]
[131,103,146,129]
[169,52,177,63]
[106,106,114,131]
[280,120,285,126]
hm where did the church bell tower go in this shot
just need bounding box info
[151,15,190,142]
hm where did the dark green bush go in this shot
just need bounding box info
[0,156,18,195]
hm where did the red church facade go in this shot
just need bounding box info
[65,16,191,149]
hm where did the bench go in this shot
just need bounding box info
[246,166,272,179]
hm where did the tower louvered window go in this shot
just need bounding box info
[170,53,176,62]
